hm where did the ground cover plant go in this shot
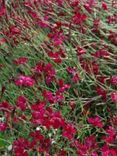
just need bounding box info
[0,0,117,155]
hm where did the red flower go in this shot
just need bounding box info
[96,86,107,100]
[92,18,100,33]
[0,38,6,44]
[0,101,12,112]
[48,31,65,45]
[83,0,95,13]
[92,49,109,58]
[15,75,35,87]
[107,15,116,24]
[43,63,56,84]
[0,122,7,131]
[13,138,29,156]
[72,13,87,25]
[101,144,116,156]
[13,57,27,65]
[67,66,80,82]
[42,90,56,104]
[97,76,107,84]
[30,131,51,154]
[88,116,103,128]
[110,91,117,102]
[102,2,108,10]
[16,95,27,111]
[47,51,62,63]
[57,79,70,92]
[110,76,117,85]
[77,46,86,55]
[70,0,79,7]
[0,7,5,16]
[9,25,21,36]
[32,62,43,74]
[105,126,116,137]
[62,124,76,139]
[50,111,65,129]
[75,134,97,156]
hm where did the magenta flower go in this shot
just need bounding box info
[110,76,117,85]
[48,31,65,45]
[57,79,70,92]
[101,144,116,156]
[13,138,29,156]
[92,49,109,58]
[62,124,76,139]
[77,46,86,55]
[47,51,62,63]
[16,95,27,111]
[32,62,43,74]
[72,13,87,25]
[15,75,35,87]
[102,2,108,10]
[13,57,27,65]
[75,135,98,156]
[0,6,5,16]
[88,116,103,128]
[110,91,117,102]
[0,122,7,131]
[50,111,65,129]
[96,86,107,100]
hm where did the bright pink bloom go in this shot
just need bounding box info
[42,90,56,104]
[57,79,70,92]
[30,131,51,154]
[77,46,86,55]
[110,76,117,85]
[0,101,12,111]
[50,111,65,129]
[13,138,29,156]
[9,25,21,35]
[97,76,107,84]
[67,67,80,82]
[101,144,109,156]
[0,7,5,16]
[91,152,98,156]
[47,51,62,63]
[16,95,27,111]
[88,116,103,128]
[0,122,7,131]
[110,91,117,102]
[102,2,108,10]
[96,86,106,100]
[101,144,116,156]
[62,124,76,139]
[75,134,97,156]
[43,64,56,84]
[92,18,100,33]
[102,135,115,144]
[48,31,65,45]
[92,49,109,58]
[15,75,35,87]
[72,13,87,25]
[105,126,116,137]
[107,15,116,24]
[32,62,43,74]
[13,57,27,65]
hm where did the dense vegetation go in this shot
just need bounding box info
[0,0,117,155]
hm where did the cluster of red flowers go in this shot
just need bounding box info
[0,0,117,156]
